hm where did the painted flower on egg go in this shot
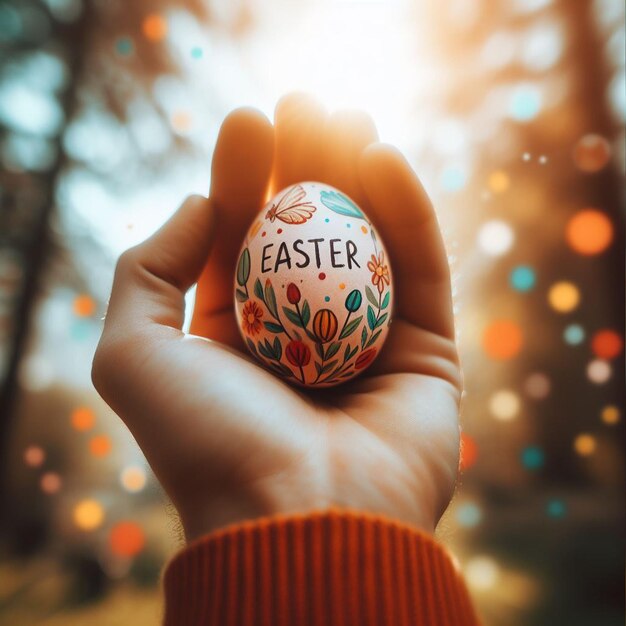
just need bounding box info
[234,182,393,387]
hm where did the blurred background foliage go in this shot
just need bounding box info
[0,0,624,624]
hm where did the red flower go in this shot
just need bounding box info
[367,252,391,294]
[286,283,301,304]
[241,300,263,336]
[355,348,377,370]
[285,340,311,367]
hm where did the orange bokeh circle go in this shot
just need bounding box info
[566,210,613,255]
[71,406,95,431]
[109,521,145,557]
[482,320,523,360]
[591,330,623,360]
[142,14,167,41]
[89,435,112,457]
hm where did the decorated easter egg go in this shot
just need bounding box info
[234,182,393,388]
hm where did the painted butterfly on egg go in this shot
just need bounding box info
[265,184,317,224]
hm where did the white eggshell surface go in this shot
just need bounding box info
[234,182,393,387]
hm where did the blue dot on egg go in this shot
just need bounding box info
[521,445,544,470]
[325,218,330,223]
[191,46,203,59]
[510,265,536,291]
[347,223,351,228]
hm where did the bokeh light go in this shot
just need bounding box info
[566,209,613,255]
[601,405,620,425]
[71,406,96,431]
[456,502,483,528]
[40,472,62,494]
[487,169,510,193]
[590,329,623,359]
[142,14,167,42]
[109,521,146,557]
[524,372,551,399]
[483,320,523,360]
[73,499,105,531]
[489,389,520,420]
[574,433,597,456]
[510,265,536,291]
[586,359,612,384]
[546,499,566,518]
[89,435,112,457]
[466,556,500,590]
[73,294,96,317]
[115,37,133,57]
[509,84,542,121]
[563,323,585,345]
[478,220,514,256]
[120,466,147,493]
[521,445,544,470]
[171,110,192,134]
[548,281,580,313]
[23,445,45,467]
[572,134,612,172]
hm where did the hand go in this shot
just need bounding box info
[92,94,461,542]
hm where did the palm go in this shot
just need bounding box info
[94,95,460,540]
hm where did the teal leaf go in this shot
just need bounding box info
[321,359,338,374]
[264,281,278,318]
[365,286,379,309]
[366,329,382,348]
[246,338,258,355]
[367,305,377,331]
[349,345,359,360]
[235,289,248,303]
[258,341,272,359]
[282,306,303,328]
[264,321,284,333]
[273,337,282,360]
[236,248,250,287]
[315,342,324,359]
[319,190,365,219]
[338,315,363,340]
[254,278,264,301]
[278,363,294,377]
[361,326,368,349]
[305,328,318,342]
[315,362,323,376]
[325,342,341,359]
[381,291,390,310]
[301,300,311,327]
[344,343,351,362]
[374,313,388,329]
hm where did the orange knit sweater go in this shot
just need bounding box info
[163,509,481,626]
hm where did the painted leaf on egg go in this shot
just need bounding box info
[236,248,250,287]
[319,190,365,219]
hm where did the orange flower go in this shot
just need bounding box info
[367,252,390,294]
[242,300,263,336]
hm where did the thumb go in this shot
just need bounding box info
[99,194,216,344]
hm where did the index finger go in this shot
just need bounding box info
[359,143,455,339]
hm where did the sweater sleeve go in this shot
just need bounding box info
[162,509,481,626]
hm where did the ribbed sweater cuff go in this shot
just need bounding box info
[162,509,480,626]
